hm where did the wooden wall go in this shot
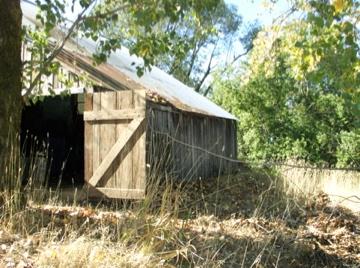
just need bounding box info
[146,102,237,180]
[84,90,146,199]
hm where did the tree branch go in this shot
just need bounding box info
[195,42,218,93]
[202,46,252,97]
[23,1,131,97]
[83,3,131,21]
[23,2,96,96]
[203,84,212,97]
[186,42,201,78]
[230,47,252,65]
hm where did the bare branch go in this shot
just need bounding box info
[203,84,212,97]
[230,47,252,65]
[186,43,201,78]
[202,46,252,97]
[195,41,218,93]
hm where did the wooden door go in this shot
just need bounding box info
[83,90,146,199]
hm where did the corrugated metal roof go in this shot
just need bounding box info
[21,1,237,120]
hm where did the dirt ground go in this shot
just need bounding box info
[0,169,359,267]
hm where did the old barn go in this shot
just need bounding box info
[21,3,238,199]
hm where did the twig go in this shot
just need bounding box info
[23,1,95,96]
[328,194,360,204]
[23,1,131,97]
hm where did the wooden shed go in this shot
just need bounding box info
[21,2,238,199]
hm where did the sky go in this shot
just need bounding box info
[59,0,292,50]
[38,0,292,30]
[22,0,293,90]
[25,0,291,27]
[226,0,292,26]
[26,0,292,66]
[60,0,292,26]
[209,0,293,65]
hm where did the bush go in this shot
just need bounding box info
[336,130,360,168]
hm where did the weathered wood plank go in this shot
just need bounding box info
[145,104,152,173]
[99,92,117,187]
[56,47,146,92]
[193,118,201,178]
[144,101,238,180]
[172,112,181,177]
[167,109,174,176]
[84,93,93,182]
[204,118,209,178]
[116,90,133,189]
[84,108,145,121]
[176,114,184,178]
[184,115,193,179]
[87,186,145,199]
[89,117,146,187]
[132,90,146,190]
[92,93,101,177]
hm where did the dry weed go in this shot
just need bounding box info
[0,155,359,267]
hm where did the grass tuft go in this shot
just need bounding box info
[0,135,359,267]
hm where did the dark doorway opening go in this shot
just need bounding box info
[21,94,84,187]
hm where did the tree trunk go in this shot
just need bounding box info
[0,0,22,185]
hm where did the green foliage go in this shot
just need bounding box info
[23,0,221,95]
[213,0,359,167]
[336,130,360,168]
[101,0,244,92]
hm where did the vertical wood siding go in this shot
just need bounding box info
[146,102,237,180]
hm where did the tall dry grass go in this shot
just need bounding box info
[1,130,359,267]
[0,133,208,267]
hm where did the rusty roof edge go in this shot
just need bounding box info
[63,41,237,120]
[22,1,238,121]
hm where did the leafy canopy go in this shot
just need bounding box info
[22,0,220,96]
[99,0,245,94]
[213,0,360,167]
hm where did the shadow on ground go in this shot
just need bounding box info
[172,168,360,267]
[1,168,359,267]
